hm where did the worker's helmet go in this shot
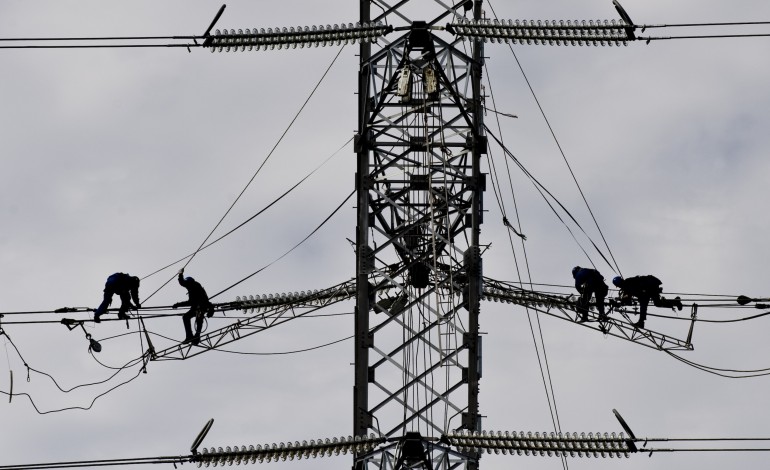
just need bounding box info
[612,276,624,288]
[571,266,581,277]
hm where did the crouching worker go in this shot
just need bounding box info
[572,266,608,322]
[94,273,140,323]
[612,275,683,329]
[173,268,214,345]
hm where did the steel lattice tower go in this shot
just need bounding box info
[191,1,649,467]
[354,1,486,468]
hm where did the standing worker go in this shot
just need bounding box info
[172,268,214,345]
[572,266,608,322]
[612,275,683,329]
[94,273,141,323]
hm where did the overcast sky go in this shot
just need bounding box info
[2,1,770,469]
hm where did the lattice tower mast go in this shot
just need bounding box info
[354,0,486,468]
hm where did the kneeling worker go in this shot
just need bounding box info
[612,275,683,329]
[94,273,140,323]
[572,266,608,322]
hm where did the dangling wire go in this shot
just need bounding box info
[482,36,568,469]
[486,0,622,277]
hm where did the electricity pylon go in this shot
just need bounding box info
[185,1,675,468]
[353,2,486,468]
[10,1,762,468]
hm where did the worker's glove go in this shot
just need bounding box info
[134,304,142,310]
[172,303,180,309]
[206,305,214,318]
[177,268,184,275]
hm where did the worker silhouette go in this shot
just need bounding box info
[612,275,683,329]
[172,268,214,345]
[94,273,140,323]
[572,266,608,322]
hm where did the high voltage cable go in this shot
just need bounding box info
[182,44,347,266]
[1,18,769,46]
[0,455,187,470]
[481,38,567,470]
[209,188,355,299]
[0,44,199,50]
[139,322,352,357]
[1,321,150,414]
[141,44,347,306]
[1,363,145,415]
[140,135,352,282]
[0,291,763,322]
[665,351,770,379]
[645,310,770,323]
[0,35,198,41]
[212,333,353,356]
[642,21,770,28]
[0,32,203,51]
[3,327,146,389]
[488,1,623,276]
[484,125,616,272]
[0,290,761,322]
[3,289,767,415]
[643,33,770,41]
[666,351,770,375]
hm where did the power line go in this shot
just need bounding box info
[642,33,770,41]
[0,35,197,41]
[482,37,567,470]
[212,333,353,356]
[642,21,770,28]
[0,44,198,50]
[484,125,618,272]
[0,455,187,470]
[1,287,764,323]
[179,45,347,270]
[210,188,355,299]
[140,135,352,282]
[0,33,202,50]
[0,360,146,415]
[141,44,347,306]
[665,350,770,378]
[488,0,622,276]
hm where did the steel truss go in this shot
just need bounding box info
[482,278,695,352]
[144,274,692,363]
[149,280,356,361]
[354,1,486,469]
[142,4,692,467]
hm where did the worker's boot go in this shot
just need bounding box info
[599,312,608,322]
[575,298,588,322]
[182,335,194,344]
[93,313,101,324]
[118,310,130,320]
[633,320,645,329]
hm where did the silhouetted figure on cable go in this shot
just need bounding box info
[172,268,214,345]
[93,273,140,323]
[572,266,608,322]
[612,275,683,329]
